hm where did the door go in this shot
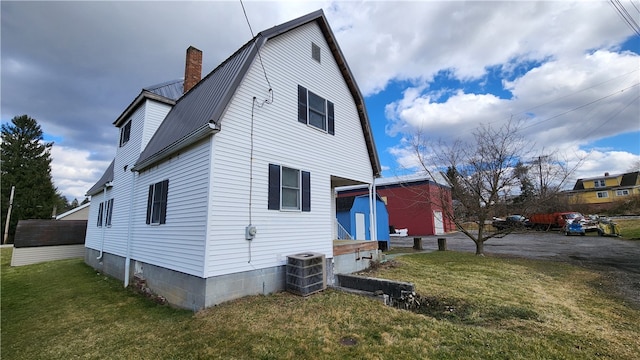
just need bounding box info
[433,211,445,235]
[355,212,366,240]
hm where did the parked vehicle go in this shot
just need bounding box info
[492,215,529,230]
[596,217,621,237]
[563,220,585,236]
[529,212,583,230]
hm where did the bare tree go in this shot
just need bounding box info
[527,150,585,212]
[411,120,532,255]
[627,159,640,173]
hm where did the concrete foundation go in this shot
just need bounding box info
[84,248,335,311]
[332,240,380,274]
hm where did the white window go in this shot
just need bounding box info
[120,120,131,147]
[616,189,630,196]
[594,179,606,188]
[281,167,300,210]
[297,85,335,134]
[97,199,114,227]
[97,202,104,227]
[146,180,169,224]
[596,191,608,198]
[268,164,310,212]
[105,199,114,227]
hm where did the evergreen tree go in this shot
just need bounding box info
[1,115,58,243]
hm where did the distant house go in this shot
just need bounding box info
[84,10,381,310]
[338,176,454,236]
[567,171,640,211]
[55,202,91,221]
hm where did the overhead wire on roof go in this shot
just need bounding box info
[240,0,273,92]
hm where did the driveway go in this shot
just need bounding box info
[390,231,640,308]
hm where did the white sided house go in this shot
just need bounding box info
[84,10,381,310]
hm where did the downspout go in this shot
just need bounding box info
[372,177,377,242]
[97,182,112,260]
[124,170,137,288]
[368,183,374,241]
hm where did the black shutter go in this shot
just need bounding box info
[302,171,310,212]
[159,180,169,224]
[327,101,335,135]
[268,164,281,210]
[298,85,307,124]
[146,185,153,224]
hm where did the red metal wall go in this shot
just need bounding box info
[338,181,454,236]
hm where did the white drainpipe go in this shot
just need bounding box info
[97,182,113,260]
[124,170,137,288]
[372,177,377,242]
[368,183,374,241]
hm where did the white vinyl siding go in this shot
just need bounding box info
[85,99,173,258]
[131,140,210,277]
[204,22,373,277]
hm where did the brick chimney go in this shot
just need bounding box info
[183,46,202,94]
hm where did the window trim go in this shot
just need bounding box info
[120,120,131,147]
[594,179,606,188]
[268,164,310,212]
[105,199,114,227]
[97,202,104,227]
[281,166,301,211]
[146,180,169,225]
[596,191,609,199]
[616,189,630,196]
[298,85,334,135]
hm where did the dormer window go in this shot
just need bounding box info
[120,120,131,147]
[594,179,606,188]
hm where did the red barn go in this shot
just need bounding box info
[337,176,454,236]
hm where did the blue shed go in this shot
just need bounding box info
[336,194,390,249]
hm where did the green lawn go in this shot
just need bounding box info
[2,247,638,359]
[617,218,640,239]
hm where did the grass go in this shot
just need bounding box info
[2,247,639,359]
[616,218,640,239]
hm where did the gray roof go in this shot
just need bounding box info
[143,79,184,101]
[134,9,381,176]
[86,160,114,196]
[113,80,183,127]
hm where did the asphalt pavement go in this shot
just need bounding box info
[389,230,640,307]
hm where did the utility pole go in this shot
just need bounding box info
[3,186,15,244]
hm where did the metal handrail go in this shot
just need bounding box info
[336,220,353,240]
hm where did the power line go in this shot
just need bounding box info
[239,0,273,90]
[578,93,640,143]
[517,82,640,133]
[609,0,640,37]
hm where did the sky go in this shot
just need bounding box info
[2,0,639,202]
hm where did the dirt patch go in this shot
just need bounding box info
[393,293,540,326]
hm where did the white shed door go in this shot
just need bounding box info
[355,213,366,240]
[433,211,445,235]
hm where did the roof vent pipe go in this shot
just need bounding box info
[183,46,202,94]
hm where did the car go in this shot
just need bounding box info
[492,215,529,231]
[563,220,585,236]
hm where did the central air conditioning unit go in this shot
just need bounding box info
[286,252,326,296]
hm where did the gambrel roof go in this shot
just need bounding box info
[133,9,381,176]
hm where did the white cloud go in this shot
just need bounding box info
[50,146,112,201]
